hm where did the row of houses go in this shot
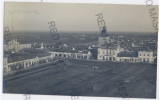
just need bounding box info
[3,50,92,73]
[97,45,156,63]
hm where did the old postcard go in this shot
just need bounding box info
[3,2,158,99]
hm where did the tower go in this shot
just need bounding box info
[98,26,110,47]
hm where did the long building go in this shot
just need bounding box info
[3,50,92,73]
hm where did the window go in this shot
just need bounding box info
[103,56,105,60]
[144,54,145,56]
[147,58,149,63]
[63,54,66,57]
[147,54,149,56]
[131,58,134,62]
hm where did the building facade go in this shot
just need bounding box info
[97,45,124,61]
[138,51,154,63]
[50,51,92,60]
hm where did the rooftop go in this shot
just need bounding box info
[101,44,119,50]
[117,51,138,57]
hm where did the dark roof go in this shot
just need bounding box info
[131,47,153,52]
[7,49,50,63]
[117,52,138,57]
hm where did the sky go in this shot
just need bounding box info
[4,2,159,33]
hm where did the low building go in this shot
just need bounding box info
[50,50,92,60]
[4,49,92,73]
[4,54,55,73]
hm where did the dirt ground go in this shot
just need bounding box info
[3,59,157,98]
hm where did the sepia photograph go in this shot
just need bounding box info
[3,2,158,99]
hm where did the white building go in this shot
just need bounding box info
[4,39,31,52]
[138,51,154,63]
[50,50,92,60]
[97,45,124,61]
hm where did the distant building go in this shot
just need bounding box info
[132,42,140,47]
[4,39,31,52]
